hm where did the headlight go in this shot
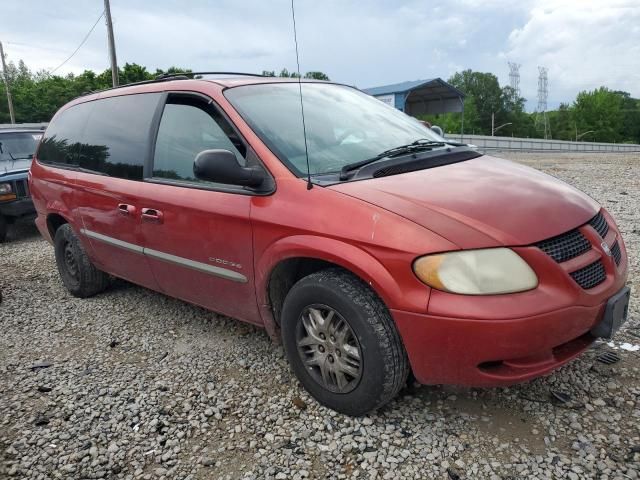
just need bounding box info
[0,182,16,202]
[413,248,538,295]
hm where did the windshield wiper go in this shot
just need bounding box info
[339,139,446,180]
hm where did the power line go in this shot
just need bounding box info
[50,11,104,74]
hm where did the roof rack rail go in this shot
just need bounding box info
[74,72,266,99]
[155,71,266,80]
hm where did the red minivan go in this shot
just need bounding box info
[29,74,630,415]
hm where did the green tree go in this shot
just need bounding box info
[278,68,300,78]
[448,70,505,135]
[273,68,330,80]
[572,87,624,143]
[613,91,640,143]
[304,71,330,81]
[548,103,574,141]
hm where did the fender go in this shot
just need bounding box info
[255,234,429,340]
[30,161,96,257]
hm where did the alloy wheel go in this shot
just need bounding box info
[296,304,363,393]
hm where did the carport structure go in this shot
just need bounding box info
[362,78,466,134]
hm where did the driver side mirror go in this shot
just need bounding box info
[193,149,265,188]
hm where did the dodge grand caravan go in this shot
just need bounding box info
[29,74,629,415]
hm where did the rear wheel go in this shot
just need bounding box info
[54,224,110,298]
[281,268,409,416]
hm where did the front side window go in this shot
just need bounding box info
[224,83,446,176]
[152,97,245,184]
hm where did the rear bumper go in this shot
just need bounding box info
[0,198,35,218]
[392,301,610,387]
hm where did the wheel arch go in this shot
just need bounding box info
[46,212,72,240]
[256,235,405,340]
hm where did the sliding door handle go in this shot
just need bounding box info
[117,203,136,216]
[141,207,164,224]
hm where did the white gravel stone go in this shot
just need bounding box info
[0,152,639,479]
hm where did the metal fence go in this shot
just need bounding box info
[0,123,48,130]
[445,134,640,153]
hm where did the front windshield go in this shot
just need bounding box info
[224,83,446,176]
[0,132,42,162]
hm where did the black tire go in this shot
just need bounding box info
[53,224,110,298]
[281,268,409,416]
[0,215,7,243]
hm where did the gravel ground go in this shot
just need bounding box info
[1,152,639,480]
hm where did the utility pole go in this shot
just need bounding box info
[0,41,16,124]
[104,0,119,87]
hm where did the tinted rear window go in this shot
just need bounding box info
[79,93,161,180]
[38,93,160,180]
[38,104,91,166]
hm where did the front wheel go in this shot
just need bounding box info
[281,269,409,416]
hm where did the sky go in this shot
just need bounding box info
[2,0,639,111]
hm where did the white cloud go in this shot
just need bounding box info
[505,0,640,105]
[1,0,638,108]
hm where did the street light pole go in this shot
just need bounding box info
[492,122,512,136]
[104,0,119,87]
[0,41,16,124]
[576,130,595,141]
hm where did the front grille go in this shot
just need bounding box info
[589,211,609,239]
[14,179,28,198]
[611,241,622,266]
[570,260,606,289]
[535,229,591,263]
[534,210,616,290]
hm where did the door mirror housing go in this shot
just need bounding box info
[193,149,265,188]
[431,125,444,137]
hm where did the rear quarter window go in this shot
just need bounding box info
[38,104,91,166]
[38,93,160,180]
[79,93,161,180]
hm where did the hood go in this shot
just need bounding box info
[1,158,32,176]
[330,155,600,248]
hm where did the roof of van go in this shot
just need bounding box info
[77,76,346,99]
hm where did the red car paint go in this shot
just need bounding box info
[29,78,629,387]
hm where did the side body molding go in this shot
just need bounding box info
[80,229,248,283]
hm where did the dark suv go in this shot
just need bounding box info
[0,127,43,241]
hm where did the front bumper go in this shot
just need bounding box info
[393,302,609,386]
[394,209,629,387]
[0,197,35,218]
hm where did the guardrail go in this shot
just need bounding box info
[445,134,640,153]
[0,123,48,130]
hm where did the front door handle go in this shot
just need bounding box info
[141,207,164,224]
[117,203,136,216]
